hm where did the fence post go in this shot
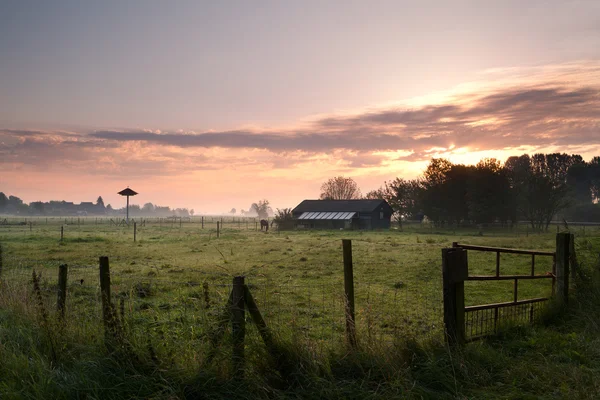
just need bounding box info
[201,216,204,229]
[342,239,357,349]
[569,236,578,280]
[57,264,68,317]
[442,247,468,345]
[134,222,137,242]
[60,225,64,241]
[0,242,3,277]
[217,221,220,238]
[232,276,245,377]
[99,256,113,341]
[555,232,572,305]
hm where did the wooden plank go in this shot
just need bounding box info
[467,274,554,281]
[57,264,68,317]
[342,239,357,349]
[99,256,114,343]
[231,276,245,378]
[556,232,571,304]
[465,297,548,312]
[243,285,274,350]
[453,243,555,256]
[443,248,466,345]
[496,251,500,277]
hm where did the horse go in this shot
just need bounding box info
[260,219,269,232]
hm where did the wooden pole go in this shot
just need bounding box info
[60,225,64,242]
[342,239,357,348]
[201,216,204,229]
[243,285,274,350]
[232,276,245,377]
[57,264,68,317]
[217,221,220,238]
[556,232,571,305]
[99,256,113,340]
[442,248,467,345]
[0,243,3,277]
[134,222,137,242]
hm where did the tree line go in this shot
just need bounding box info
[322,153,600,230]
[0,194,196,218]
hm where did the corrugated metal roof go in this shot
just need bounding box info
[297,211,356,220]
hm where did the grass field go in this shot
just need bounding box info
[1,217,599,399]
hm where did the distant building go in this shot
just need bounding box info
[292,199,393,230]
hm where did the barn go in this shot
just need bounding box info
[292,199,393,230]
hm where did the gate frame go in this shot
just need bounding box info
[443,232,572,344]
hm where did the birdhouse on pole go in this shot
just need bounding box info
[118,187,138,224]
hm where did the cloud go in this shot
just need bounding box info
[1,61,599,177]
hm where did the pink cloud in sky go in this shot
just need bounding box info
[1,62,599,213]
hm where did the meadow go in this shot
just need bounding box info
[1,217,599,399]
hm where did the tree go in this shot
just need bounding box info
[30,201,45,214]
[0,192,7,210]
[142,202,155,214]
[319,176,362,200]
[230,208,236,214]
[190,209,195,217]
[249,200,272,219]
[365,188,386,200]
[96,196,105,208]
[273,208,294,229]
[583,156,600,204]
[504,153,573,231]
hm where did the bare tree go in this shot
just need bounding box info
[319,176,362,200]
[249,200,272,219]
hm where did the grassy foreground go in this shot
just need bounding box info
[0,220,599,399]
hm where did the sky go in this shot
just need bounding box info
[1,0,600,213]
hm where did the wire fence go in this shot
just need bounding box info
[0,240,445,363]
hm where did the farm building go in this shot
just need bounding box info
[292,199,393,230]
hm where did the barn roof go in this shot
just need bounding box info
[292,199,392,214]
[118,188,138,196]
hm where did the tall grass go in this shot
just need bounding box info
[0,226,599,398]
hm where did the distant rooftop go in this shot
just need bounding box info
[292,199,391,213]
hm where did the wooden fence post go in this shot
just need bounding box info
[244,285,274,350]
[201,216,204,229]
[556,232,572,305]
[342,239,357,349]
[60,226,64,242]
[134,222,137,242]
[232,276,245,377]
[442,247,468,345]
[569,236,578,280]
[0,242,3,277]
[217,221,220,238]
[99,256,114,341]
[57,264,68,317]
